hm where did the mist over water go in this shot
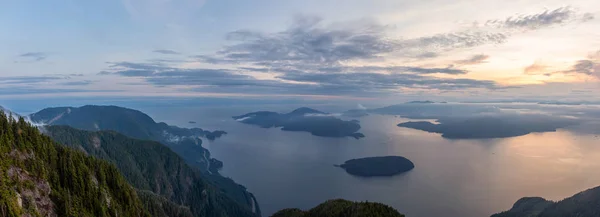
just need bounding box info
[145,105,600,217]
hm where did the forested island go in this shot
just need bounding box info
[336,156,415,177]
[233,107,365,139]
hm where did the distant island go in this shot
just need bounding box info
[336,156,414,177]
[538,101,582,105]
[206,130,227,141]
[407,100,435,104]
[233,107,365,139]
[189,121,197,124]
[397,114,577,139]
[342,109,369,117]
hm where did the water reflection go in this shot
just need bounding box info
[146,106,600,217]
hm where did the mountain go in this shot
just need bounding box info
[0,112,148,217]
[29,105,257,214]
[271,199,405,217]
[0,106,20,120]
[492,186,600,217]
[45,125,258,217]
[233,107,365,139]
[29,105,225,143]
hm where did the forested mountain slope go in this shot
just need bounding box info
[45,125,257,217]
[0,113,147,217]
[29,105,257,214]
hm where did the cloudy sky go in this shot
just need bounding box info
[1,0,599,102]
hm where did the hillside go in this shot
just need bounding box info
[45,125,258,217]
[0,112,147,217]
[271,199,405,217]
[29,105,256,213]
[492,186,600,217]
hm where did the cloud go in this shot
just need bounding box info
[153,49,180,55]
[277,71,498,92]
[524,62,549,75]
[100,61,501,96]
[415,52,439,59]
[60,80,94,86]
[486,6,593,30]
[0,87,108,96]
[402,31,506,51]
[0,76,63,85]
[17,52,48,62]
[455,54,490,65]
[253,65,468,75]
[559,50,600,78]
[214,16,399,66]
[198,15,511,66]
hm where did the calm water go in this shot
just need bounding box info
[144,105,600,217]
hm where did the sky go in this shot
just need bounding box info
[1,0,599,103]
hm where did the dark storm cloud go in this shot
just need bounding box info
[455,54,490,65]
[17,52,48,62]
[153,49,181,55]
[486,7,592,30]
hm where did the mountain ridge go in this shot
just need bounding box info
[28,105,258,215]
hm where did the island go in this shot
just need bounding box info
[342,109,369,117]
[189,121,197,124]
[336,156,414,177]
[407,100,435,104]
[233,107,365,139]
[397,115,577,139]
[205,130,227,141]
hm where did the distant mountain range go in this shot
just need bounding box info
[233,107,365,139]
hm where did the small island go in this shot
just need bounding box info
[189,121,197,124]
[336,156,414,177]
